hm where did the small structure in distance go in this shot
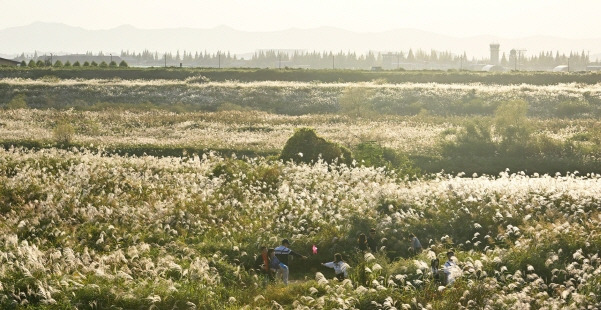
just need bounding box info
[0,57,20,66]
[553,65,569,72]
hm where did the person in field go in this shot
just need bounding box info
[430,256,441,281]
[409,233,423,254]
[254,245,274,281]
[268,248,289,285]
[366,228,379,252]
[274,239,306,276]
[443,250,460,285]
[321,253,350,280]
[357,233,369,252]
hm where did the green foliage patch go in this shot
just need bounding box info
[280,128,353,166]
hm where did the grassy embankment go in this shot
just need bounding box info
[1,67,601,175]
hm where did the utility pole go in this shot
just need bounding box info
[50,53,53,66]
[516,49,527,71]
[587,50,590,70]
[460,55,463,71]
[218,52,221,69]
[164,53,167,67]
[279,52,282,70]
[332,55,335,70]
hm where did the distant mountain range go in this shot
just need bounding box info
[1,22,601,60]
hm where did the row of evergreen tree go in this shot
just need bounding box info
[19,59,128,68]
[13,49,596,70]
[116,49,593,69]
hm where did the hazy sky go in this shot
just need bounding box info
[1,0,599,38]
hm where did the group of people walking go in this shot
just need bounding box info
[255,239,307,285]
[255,231,458,286]
[255,238,351,285]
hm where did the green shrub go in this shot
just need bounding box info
[53,60,63,67]
[73,61,81,67]
[339,87,376,118]
[99,61,108,67]
[109,60,117,67]
[27,60,36,67]
[555,100,591,118]
[83,61,90,66]
[53,121,75,145]
[280,128,352,165]
[455,98,498,115]
[119,60,129,67]
[441,120,496,157]
[6,94,27,109]
[494,100,532,155]
[404,101,426,115]
[527,135,569,157]
[36,60,45,67]
[353,142,419,177]
[90,61,98,67]
[64,60,71,67]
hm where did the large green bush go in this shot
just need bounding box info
[442,100,535,157]
[494,100,532,155]
[353,142,419,177]
[280,128,352,165]
[441,120,496,157]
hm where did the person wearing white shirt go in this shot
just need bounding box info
[443,250,459,285]
[321,253,350,281]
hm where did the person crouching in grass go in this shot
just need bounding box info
[321,253,350,281]
[268,248,289,285]
[254,246,274,284]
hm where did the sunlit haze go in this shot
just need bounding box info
[1,0,600,38]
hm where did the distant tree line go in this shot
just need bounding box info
[115,49,468,69]
[116,49,599,70]
[12,48,598,70]
[19,59,128,68]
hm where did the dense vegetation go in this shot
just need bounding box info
[2,67,601,84]
[0,148,600,309]
[1,68,601,309]
[2,71,601,175]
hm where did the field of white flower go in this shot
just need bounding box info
[2,71,601,308]
[2,78,601,117]
[1,147,600,309]
[3,106,600,176]
[0,108,450,156]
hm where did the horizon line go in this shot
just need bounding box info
[2,21,598,41]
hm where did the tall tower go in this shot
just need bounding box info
[490,43,500,65]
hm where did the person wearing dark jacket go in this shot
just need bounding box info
[366,228,378,252]
[274,239,307,265]
[254,245,274,283]
[409,233,423,254]
[357,233,369,252]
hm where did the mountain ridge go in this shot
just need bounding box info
[2,22,600,59]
